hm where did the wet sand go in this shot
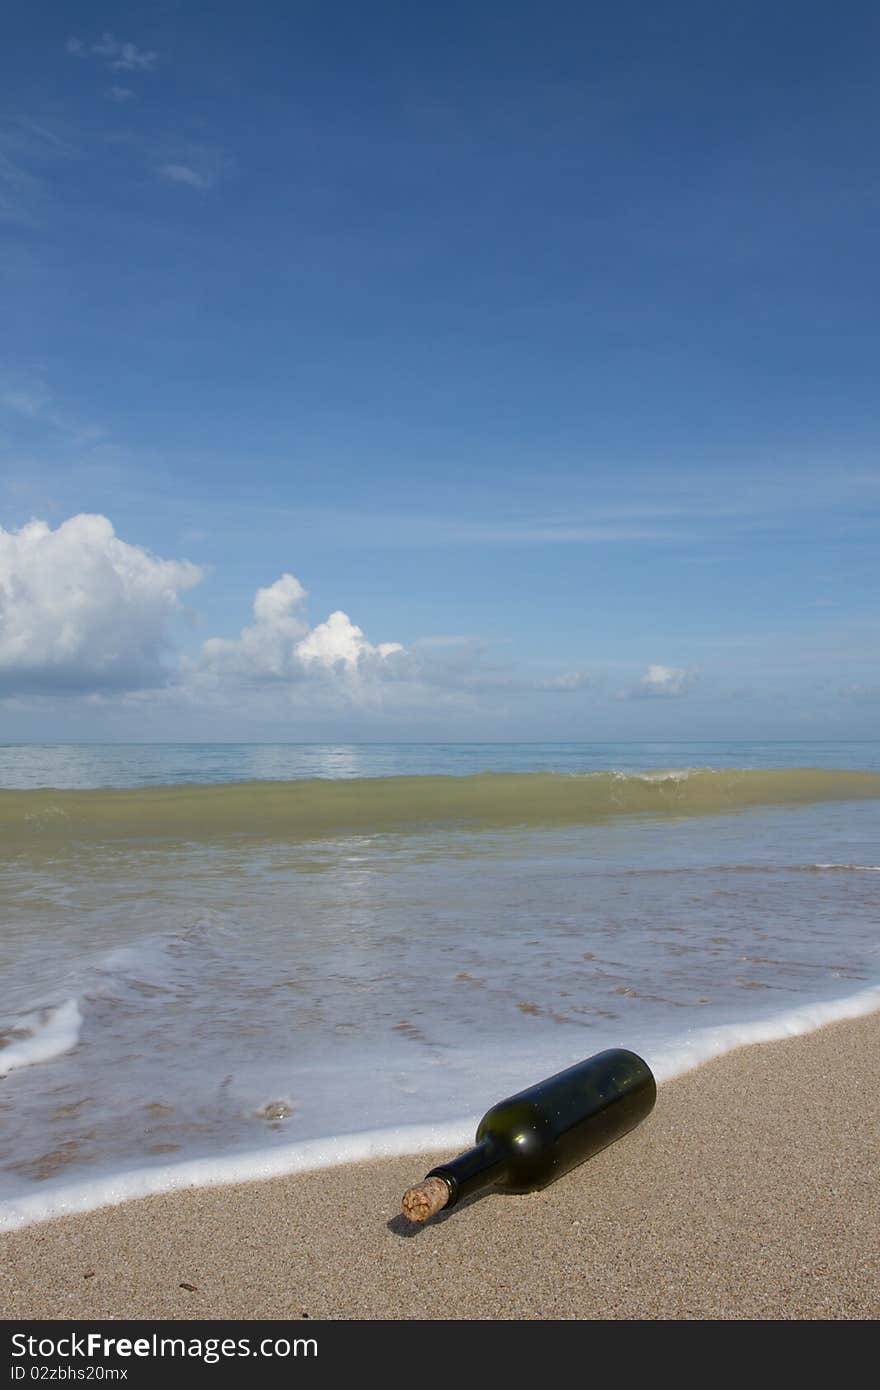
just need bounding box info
[2,1011,877,1320]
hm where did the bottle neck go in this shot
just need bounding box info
[426,1138,507,1208]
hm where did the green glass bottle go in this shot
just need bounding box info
[401,1047,656,1222]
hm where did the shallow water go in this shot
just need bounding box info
[1,747,879,1230]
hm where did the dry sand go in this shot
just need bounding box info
[2,1012,877,1321]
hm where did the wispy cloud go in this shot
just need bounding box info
[0,372,107,450]
[840,683,880,700]
[158,163,215,192]
[540,670,590,692]
[217,505,677,547]
[1,384,50,418]
[620,664,695,700]
[0,119,69,228]
[67,35,157,104]
[213,464,880,549]
[66,35,158,72]
[0,163,39,229]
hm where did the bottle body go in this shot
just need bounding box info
[426,1047,655,1208]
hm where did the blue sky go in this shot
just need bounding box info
[1,1,878,740]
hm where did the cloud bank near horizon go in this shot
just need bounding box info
[0,515,590,714]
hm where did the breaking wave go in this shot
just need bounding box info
[3,767,880,846]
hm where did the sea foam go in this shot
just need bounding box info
[0,984,876,1234]
[0,999,82,1079]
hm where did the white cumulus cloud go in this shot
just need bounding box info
[298,611,403,672]
[199,574,310,679]
[0,515,600,717]
[0,515,202,693]
[196,575,404,692]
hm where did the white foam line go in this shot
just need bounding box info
[0,1000,82,1078]
[1,983,878,1234]
[0,1119,477,1234]
[813,863,880,871]
[646,982,880,1084]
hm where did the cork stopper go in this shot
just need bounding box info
[401,1176,450,1223]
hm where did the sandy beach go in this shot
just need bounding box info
[1,1011,877,1321]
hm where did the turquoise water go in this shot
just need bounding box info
[2,739,880,787]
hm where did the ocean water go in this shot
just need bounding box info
[1,743,879,1231]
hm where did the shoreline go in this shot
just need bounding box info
[2,1010,877,1320]
[4,980,878,1236]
